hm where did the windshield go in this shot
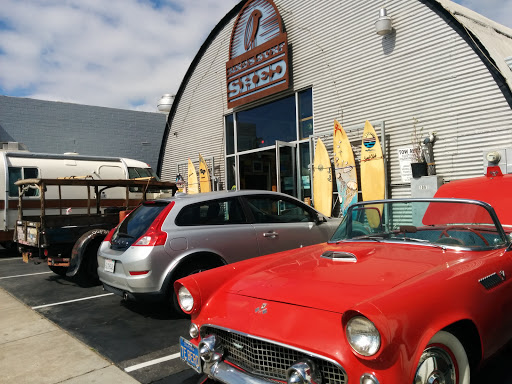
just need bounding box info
[330,199,509,250]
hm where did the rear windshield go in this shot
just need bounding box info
[111,201,169,250]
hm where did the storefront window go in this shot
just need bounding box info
[298,88,313,139]
[236,95,296,152]
[225,114,235,155]
[225,88,313,200]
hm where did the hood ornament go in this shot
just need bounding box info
[255,303,268,314]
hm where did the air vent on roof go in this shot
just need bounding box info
[321,251,357,262]
[1,142,28,151]
[506,56,512,71]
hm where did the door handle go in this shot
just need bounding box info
[263,231,279,238]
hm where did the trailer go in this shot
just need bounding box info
[1,147,161,247]
[15,177,177,281]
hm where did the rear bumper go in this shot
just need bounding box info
[102,282,166,302]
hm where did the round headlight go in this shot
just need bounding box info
[346,316,381,356]
[178,286,194,312]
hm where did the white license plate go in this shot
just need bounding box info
[104,259,115,273]
[180,337,201,373]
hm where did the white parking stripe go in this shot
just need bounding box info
[0,257,20,261]
[124,352,181,372]
[0,271,53,279]
[31,293,114,309]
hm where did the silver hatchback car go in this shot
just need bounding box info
[97,190,340,312]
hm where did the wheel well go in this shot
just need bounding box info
[85,237,104,254]
[172,252,226,280]
[443,320,482,371]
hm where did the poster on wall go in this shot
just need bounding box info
[226,0,290,109]
[397,147,415,183]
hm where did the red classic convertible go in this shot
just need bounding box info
[176,168,512,384]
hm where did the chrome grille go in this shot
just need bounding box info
[201,326,347,384]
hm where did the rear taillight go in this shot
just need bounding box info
[133,201,175,247]
[133,230,167,246]
[129,270,149,276]
[104,227,117,243]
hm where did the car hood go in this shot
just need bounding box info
[225,241,464,313]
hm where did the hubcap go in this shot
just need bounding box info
[415,346,456,384]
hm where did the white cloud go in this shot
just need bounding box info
[1,0,511,112]
[453,0,512,28]
[0,0,239,111]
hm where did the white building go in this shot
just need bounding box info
[158,0,512,211]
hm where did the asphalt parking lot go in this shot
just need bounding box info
[0,249,203,384]
[1,247,512,384]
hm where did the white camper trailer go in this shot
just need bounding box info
[1,147,160,246]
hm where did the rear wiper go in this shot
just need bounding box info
[115,232,135,239]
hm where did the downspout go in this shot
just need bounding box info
[3,153,9,231]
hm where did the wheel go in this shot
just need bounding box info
[169,258,221,315]
[49,265,68,277]
[439,227,489,246]
[414,331,470,384]
[435,237,465,246]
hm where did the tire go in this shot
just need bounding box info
[414,331,470,384]
[169,258,221,316]
[49,265,68,277]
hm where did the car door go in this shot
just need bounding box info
[172,197,259,264]
[243,194,333,256]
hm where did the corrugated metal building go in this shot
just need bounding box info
[158,0,512,210]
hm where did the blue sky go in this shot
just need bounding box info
[0,0,511,111]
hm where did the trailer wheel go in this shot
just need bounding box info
[49,265,68,277]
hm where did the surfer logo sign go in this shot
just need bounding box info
[226,0,290,108]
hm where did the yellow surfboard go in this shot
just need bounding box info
[360,120,385,227]
[187,159,199,194]
[198,154,211,193]
[313,138,333,217]
[333,120,358,216]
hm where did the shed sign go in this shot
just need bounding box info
[226,0,290,109]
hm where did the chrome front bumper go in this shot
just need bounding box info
[204,361,274,384]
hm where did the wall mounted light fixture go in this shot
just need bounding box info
[375,8,393,35]
[157,94,175,113]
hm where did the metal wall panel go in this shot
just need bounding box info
[160,22,234,187]
[161,0,512,198]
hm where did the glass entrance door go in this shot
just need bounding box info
[238,149,276,191]
[276,141,296,196]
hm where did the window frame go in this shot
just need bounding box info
[8,166,40,198]
[241,194,318,224]
[174,197,248,227]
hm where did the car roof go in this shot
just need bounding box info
[154,189,318,208]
